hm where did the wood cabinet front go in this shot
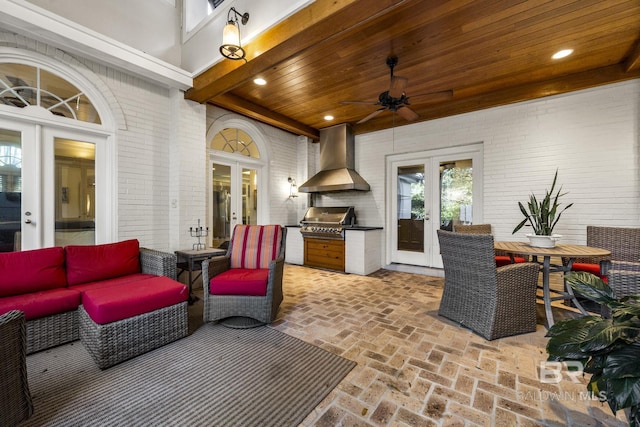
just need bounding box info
[304,238,345,272]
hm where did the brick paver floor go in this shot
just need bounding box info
[191,264,628,426]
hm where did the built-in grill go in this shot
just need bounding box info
[300,206,356,240]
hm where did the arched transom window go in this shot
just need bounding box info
[0,63,101,124]
[211,128,260,158]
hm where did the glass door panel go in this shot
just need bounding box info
[391,161,431,266]
[212,163,231,249]
[0,129,22,252]
[397,165,425,252]
[242,168,257,226]
[440,159,473,230]
[54,138,95,247]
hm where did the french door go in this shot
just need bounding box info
[209,159,260,249]
[0,117,107,251]
[387,144,483,268]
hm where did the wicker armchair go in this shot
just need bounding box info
[0,310,33,426]
[202,225,286,326]
[437,230,540,340]
[565,226,640,277]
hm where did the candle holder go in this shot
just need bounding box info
[189,219,209,250]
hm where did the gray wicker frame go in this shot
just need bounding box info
[202,226,287,325]
[599,261,640,317]
[437,230,540,340]
[565,226,640,274]
[0,310,33,426]
[79,301,188,369]
[24,247,177,355]
[608,261,640,298]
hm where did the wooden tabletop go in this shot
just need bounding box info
[175,248,226,258]
[494,241,611,258]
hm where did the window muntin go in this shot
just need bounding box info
[0,63,101,124]
[211,128,260,159]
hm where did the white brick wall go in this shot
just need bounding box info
[351,80,640,252]
[4,30,638,262]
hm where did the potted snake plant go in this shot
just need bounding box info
[512,169,573,247]
[546,272,640,426]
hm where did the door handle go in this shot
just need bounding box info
[24,211,32,224]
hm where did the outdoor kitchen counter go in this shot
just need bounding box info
[285,225,383,275]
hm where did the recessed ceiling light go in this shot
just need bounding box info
[552,49,573,60]
[253,78,266,85]
[324,115,334,121]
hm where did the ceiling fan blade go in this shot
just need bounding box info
[340,100,379,105]
[389,76,408,98]
[357,108,386,124]
[396,106,419,121]
[408,89,454,103]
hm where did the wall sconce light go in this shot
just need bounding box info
[288,177,298,198]
[220,7,250,61]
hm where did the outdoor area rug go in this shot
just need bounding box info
[23,323,356,426]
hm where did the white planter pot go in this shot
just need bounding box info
[526,234,562,248]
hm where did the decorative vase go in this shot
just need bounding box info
[526,234,562,248]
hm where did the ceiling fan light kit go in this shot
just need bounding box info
[340,55,453,125]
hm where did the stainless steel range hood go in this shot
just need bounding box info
[298,124,371,193]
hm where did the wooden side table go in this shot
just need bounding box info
[175,248,226,304]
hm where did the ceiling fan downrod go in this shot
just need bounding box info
[386,55,398,78]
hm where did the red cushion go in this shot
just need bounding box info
[65,239,141,286]
[0,288,81,320]
[571,262,607,282]
[229,225,282,269]
[0,247,67,297]
[69,273,157,293]
[495,255,527,268]
[81,276,188,324]
[210,268,269,296]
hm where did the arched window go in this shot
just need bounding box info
[211,128,260,158]
[0,63,101,124]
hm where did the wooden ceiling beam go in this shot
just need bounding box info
[210,93,319,140]
[625,38,640,72]
[353,63,640,135]
[185,0,409,103]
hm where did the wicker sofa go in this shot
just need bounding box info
[0,239,186,355]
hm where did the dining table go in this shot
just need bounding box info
[493,241,611,328]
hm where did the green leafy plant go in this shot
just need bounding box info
[512,169,573,235]
[546,272,640,426]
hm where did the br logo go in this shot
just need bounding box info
[539,361,584,384]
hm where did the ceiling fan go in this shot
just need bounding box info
[340,56,453,124]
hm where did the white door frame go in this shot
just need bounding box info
[42,127,110,248]
[0,117,112,250]
[207,152,266,246]
[386,143,484,268]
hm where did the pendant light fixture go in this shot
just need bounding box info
[220,7,250,61]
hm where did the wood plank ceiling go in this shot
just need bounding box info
[185,0,640,141]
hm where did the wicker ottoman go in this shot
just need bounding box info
[79,277,188,369]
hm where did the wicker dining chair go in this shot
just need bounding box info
[0,310,33,426]
[566,226,640,277]
[202,224,286,327]
[437,230,540,340]
[453,223,527,266]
